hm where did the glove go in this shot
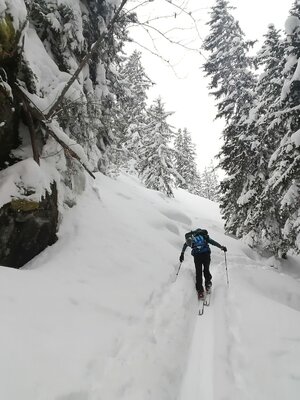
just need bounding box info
[221,246,227,252]
[179,253,184,262]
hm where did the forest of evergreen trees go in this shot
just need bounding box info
[106,50,219,200]
[0,0,299,267]
[0,0,219,267]
[203,0,300,256]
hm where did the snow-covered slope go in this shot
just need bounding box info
[0,173,300,400]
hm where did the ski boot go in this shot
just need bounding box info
[205,282,212,293]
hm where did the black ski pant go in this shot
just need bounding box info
[193,252,212,291]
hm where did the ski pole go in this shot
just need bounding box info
[176,262,182,278]
[224,252,229,286]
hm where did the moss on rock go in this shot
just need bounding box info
[11,199,40,212]
[0,183,58,268]
[0,15,16,58]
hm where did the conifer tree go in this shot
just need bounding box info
[203,0,255,122]
[201,163,220,202]
[203,0,257,235]
[191,172,205,197]
[109,50,152,172]
[238,25,286,253]
[266,2,300,254]
[174,128,198,192]
[173,129,185,187]
[29,0,131,171]
[138,98,179,197]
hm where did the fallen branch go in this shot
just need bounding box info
[41,122,96,179]
[23,100,40,165]
[14,84,40,164]
[14,84,96,179]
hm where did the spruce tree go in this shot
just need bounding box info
[203,0,255,122]
[238,25,286,253]
[191,172,205,197]
[108,50,152,172]
[201,163,220,202]
[173,129,185,187]
[266,2,300,254]
[138,98,179,197]
[174,128,198,192]
[29,0,131,172]
[203,0,257,235]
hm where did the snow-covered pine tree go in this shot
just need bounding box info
[203,0,255,122]
[29,0,131,171]
[253,25,285,120]
[203,0,257,235]
[173,129,185,187]
[138,97,179,197]
[201,162,220,202]
[0,0,135,266]
[108,50,152,173]
[191,172,205,197]
[237,24,286,253]
[266,2,300,254]
[173,128,198,192]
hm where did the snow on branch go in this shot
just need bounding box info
[14,84,96,179]
[45,0,129,120]
[41,121,96,179]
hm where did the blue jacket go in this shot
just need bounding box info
[181,234,222,256]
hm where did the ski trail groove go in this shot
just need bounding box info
[179,260,251,400]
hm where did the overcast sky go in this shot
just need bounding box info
[126,0,292,172]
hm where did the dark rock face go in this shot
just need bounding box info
[0,16,60,269]
[290,80,300,107]
[0,14,22,169]
[0,88,20,169]
[0,183,58,268]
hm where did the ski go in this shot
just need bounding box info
[197,291,206,315]
[204,290,211,306]
[198,289,211,315]
[198,298,205,315]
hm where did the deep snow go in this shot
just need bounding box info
[0,172,300,400]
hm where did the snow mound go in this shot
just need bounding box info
[0,158,58,208]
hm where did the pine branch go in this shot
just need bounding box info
[45,0,129,119]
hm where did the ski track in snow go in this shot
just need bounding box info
[0,173,300,400]
[180,253,300,400]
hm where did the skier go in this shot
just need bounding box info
[179,229,227,299]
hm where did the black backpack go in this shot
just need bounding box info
[185,229,209,247]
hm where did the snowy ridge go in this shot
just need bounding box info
[0,173,300,400]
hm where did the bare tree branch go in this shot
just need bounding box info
[140,21,200,53]
[14,84,96,179]
[162,0,207,60]
[123,0,152,17]
[41,122,96,179]
[130,39,183,78]
[141,14,178,24]
[126,0,207,62]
